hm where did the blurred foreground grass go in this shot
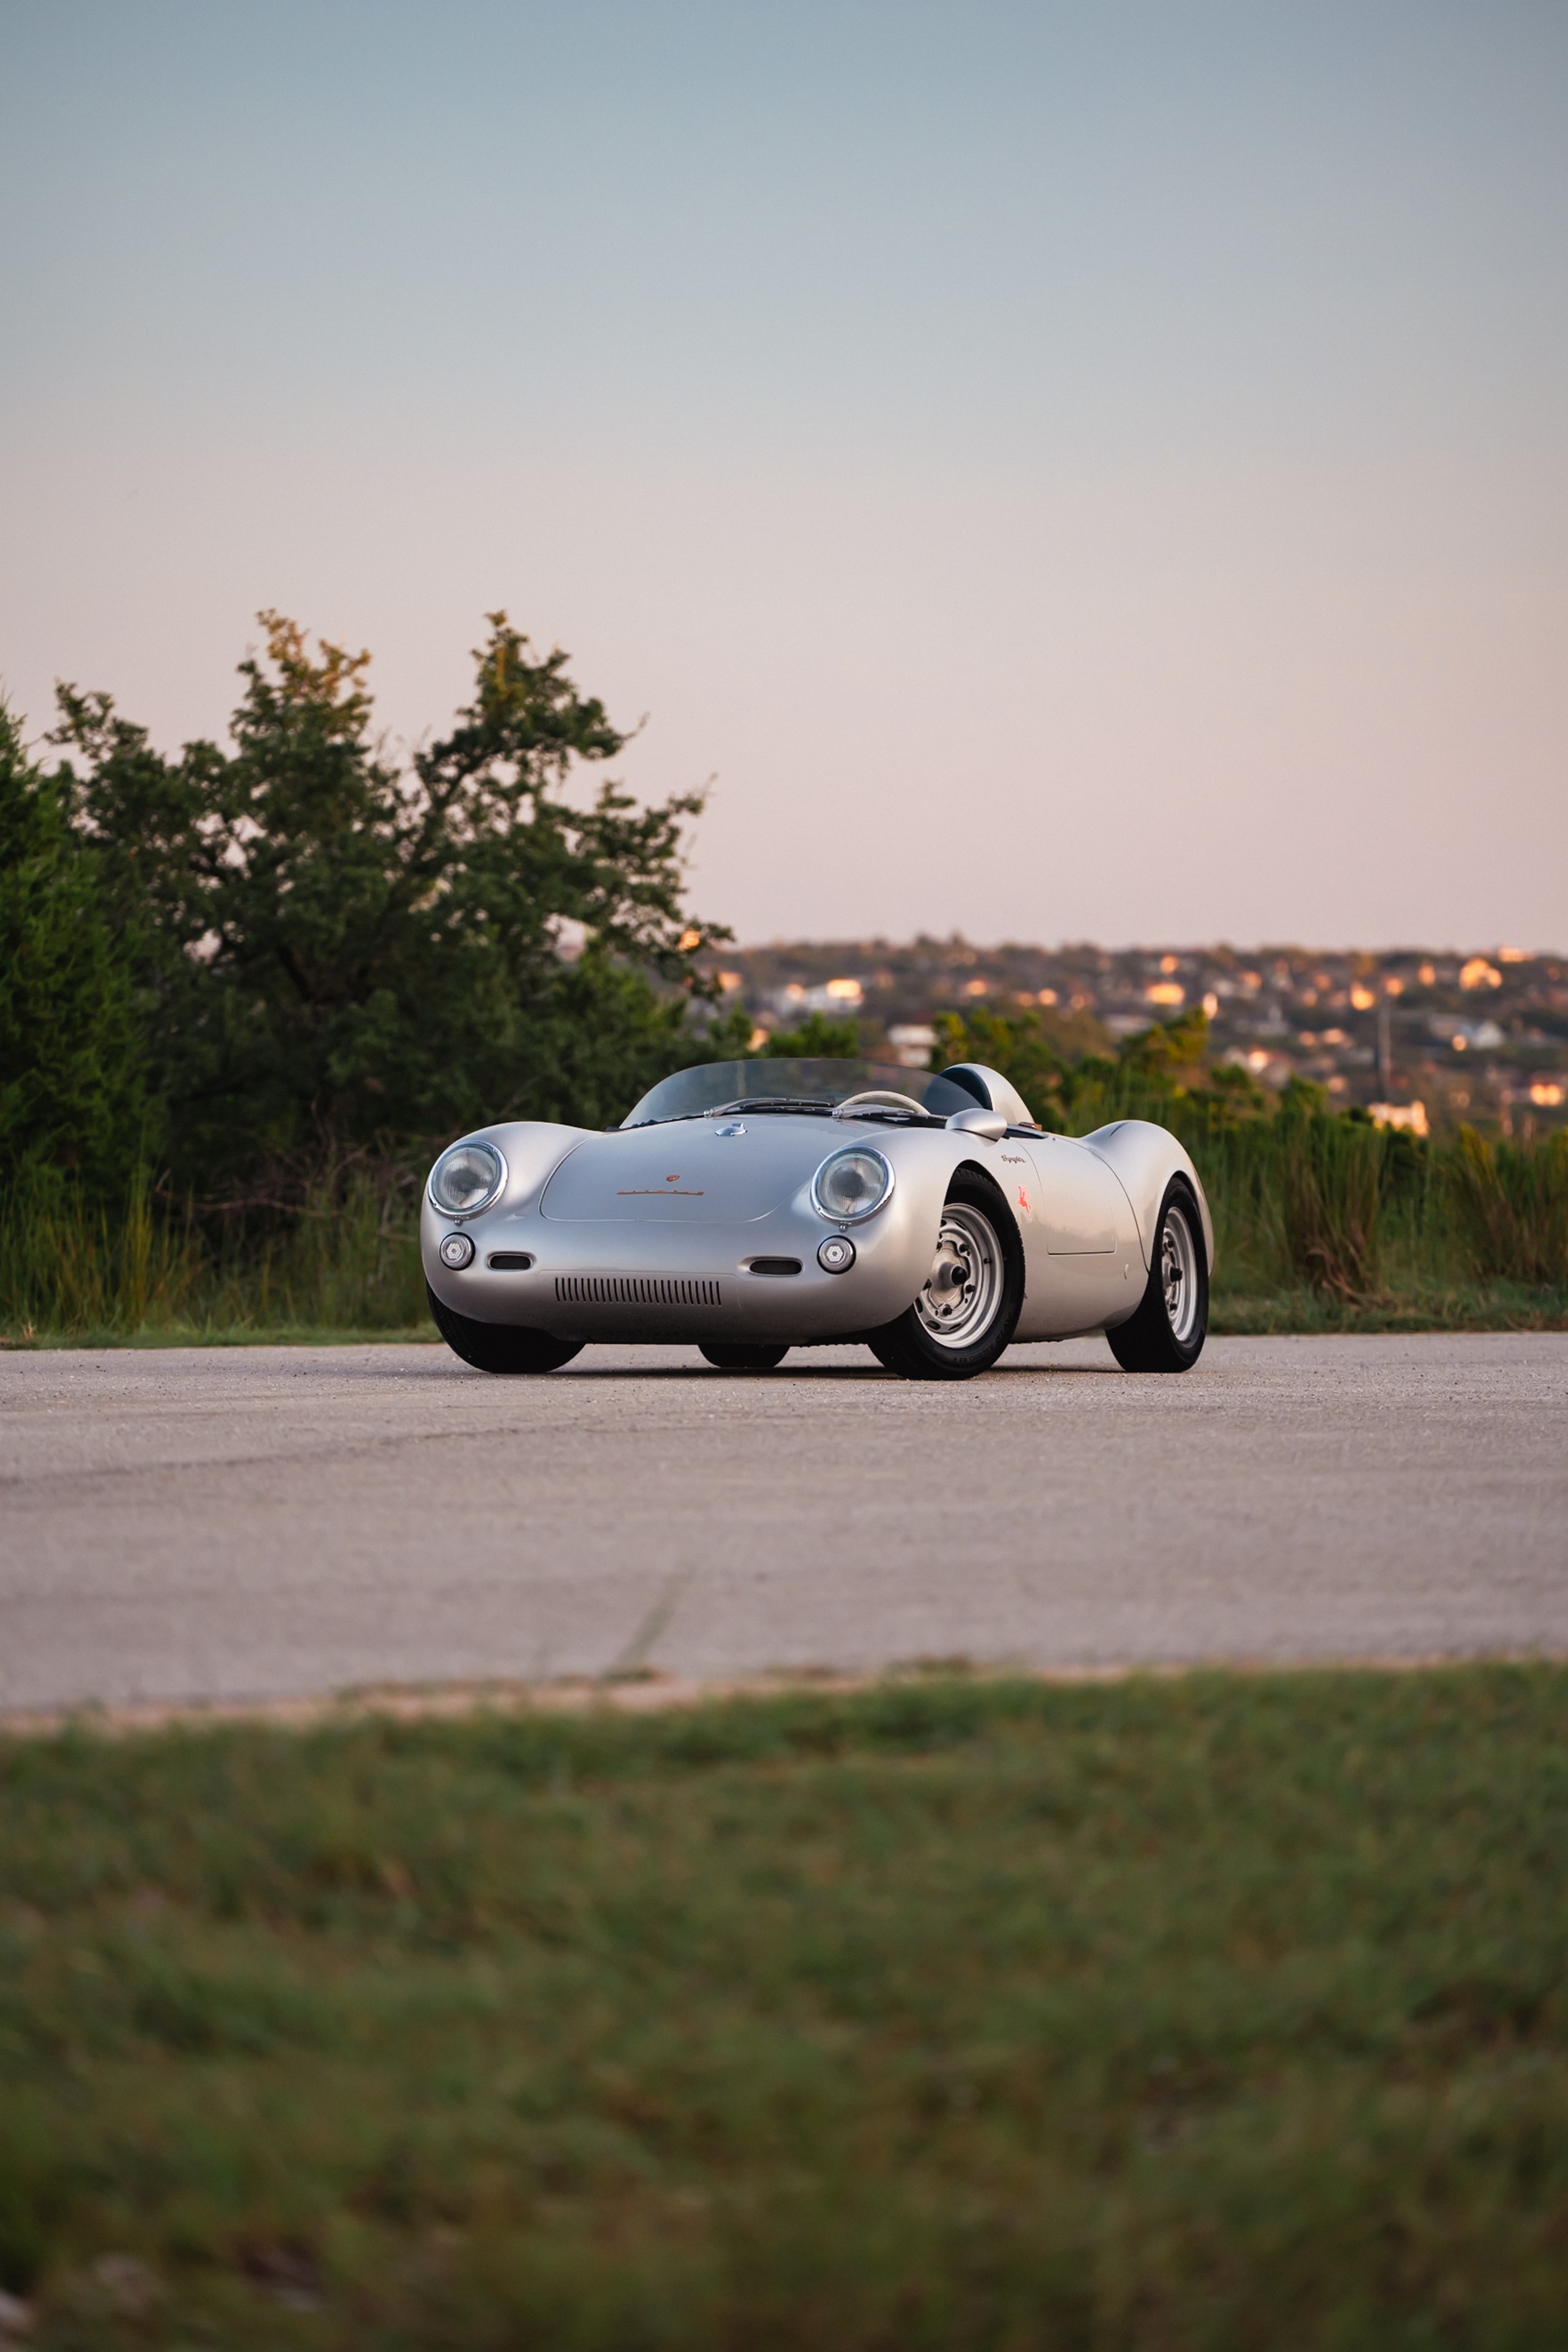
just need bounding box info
[3,1668,1567,2347]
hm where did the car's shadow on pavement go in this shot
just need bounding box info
[379,1347,1124,1385]
[537,1361,1125,1384]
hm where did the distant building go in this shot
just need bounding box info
[771,976,865,1018]
[1368,1102,1430,1137]
[887,1023,937,1068]
[1225,1047,1295,1088]
[1438,1019,1505,1052]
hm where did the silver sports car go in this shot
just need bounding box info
[421,1057,1213,1380]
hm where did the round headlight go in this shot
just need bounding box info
[811,1145,893,1224]
[429,1140,506,1217]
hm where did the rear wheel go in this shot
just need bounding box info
[426,1283,583,1375]
[1106,1180,1208,1373]
[868,1171,1023,1381]
[700,1342,790,1371]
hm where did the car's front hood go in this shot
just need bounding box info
[539,1118,830,1224]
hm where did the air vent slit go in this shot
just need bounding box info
[555,1275,723,1308]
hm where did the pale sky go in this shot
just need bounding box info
[3,0,1565,950]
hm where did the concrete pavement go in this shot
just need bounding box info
[2,1332,1565,1716]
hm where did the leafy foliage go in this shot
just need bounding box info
[48,614,733,1199]
[932,1002,1269,1138]
[0,706,148,1200]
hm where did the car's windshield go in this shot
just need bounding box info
[622,1059,982,1128]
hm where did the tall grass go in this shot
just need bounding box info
[1185,1108,1386,1300]
[1448,1126,1568,1285]
[0,1169,204,1334]
[1181,1115,1568,1314]
[0,1170,428,1341]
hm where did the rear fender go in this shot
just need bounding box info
[1078,1121,1215,1275]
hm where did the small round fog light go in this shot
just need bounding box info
[438,1232,476,1270]
[817,1235,856,1274]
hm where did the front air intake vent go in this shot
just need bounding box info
[555,1274,723,1308]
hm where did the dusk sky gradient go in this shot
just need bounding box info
[3,1,1565,949]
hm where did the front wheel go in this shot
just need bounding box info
[700,1343,790,1371]
[426,1283,583,1375]
[1106,1180,1208,1373]
[867,1171,1023,1381]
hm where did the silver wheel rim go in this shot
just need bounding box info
[1161,1202,1199,1345]
[915,1202,1003,1350]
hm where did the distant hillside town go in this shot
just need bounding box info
[700,938,1568,1141]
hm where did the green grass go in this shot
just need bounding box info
[0,1321,437,1352]
[4,1668,1568,2347]
[1209,1279,1568,1336]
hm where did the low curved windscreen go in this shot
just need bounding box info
[622,1059,982,1128]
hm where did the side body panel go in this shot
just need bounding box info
[1009,1134,1144,1339]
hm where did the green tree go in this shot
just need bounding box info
[930,1005,1073,1120]
[765,1012,860,1058]
[51,614,731,1197]
[0,702,148,1196]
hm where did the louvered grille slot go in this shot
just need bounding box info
[555,1274,723,1308]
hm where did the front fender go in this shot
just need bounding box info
[421,1120,591,1257]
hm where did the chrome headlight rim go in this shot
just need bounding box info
[810,1143,894,1225]
[427,1138,509,1220]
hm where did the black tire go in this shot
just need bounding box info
[1106,1178,1208,1373]
[867,1170,1024,1382]
[700,1342,790,1371]
[426,1282,583,1375]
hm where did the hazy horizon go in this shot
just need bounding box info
[4,1,1565,954]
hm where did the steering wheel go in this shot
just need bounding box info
[833,1088,930,1118]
